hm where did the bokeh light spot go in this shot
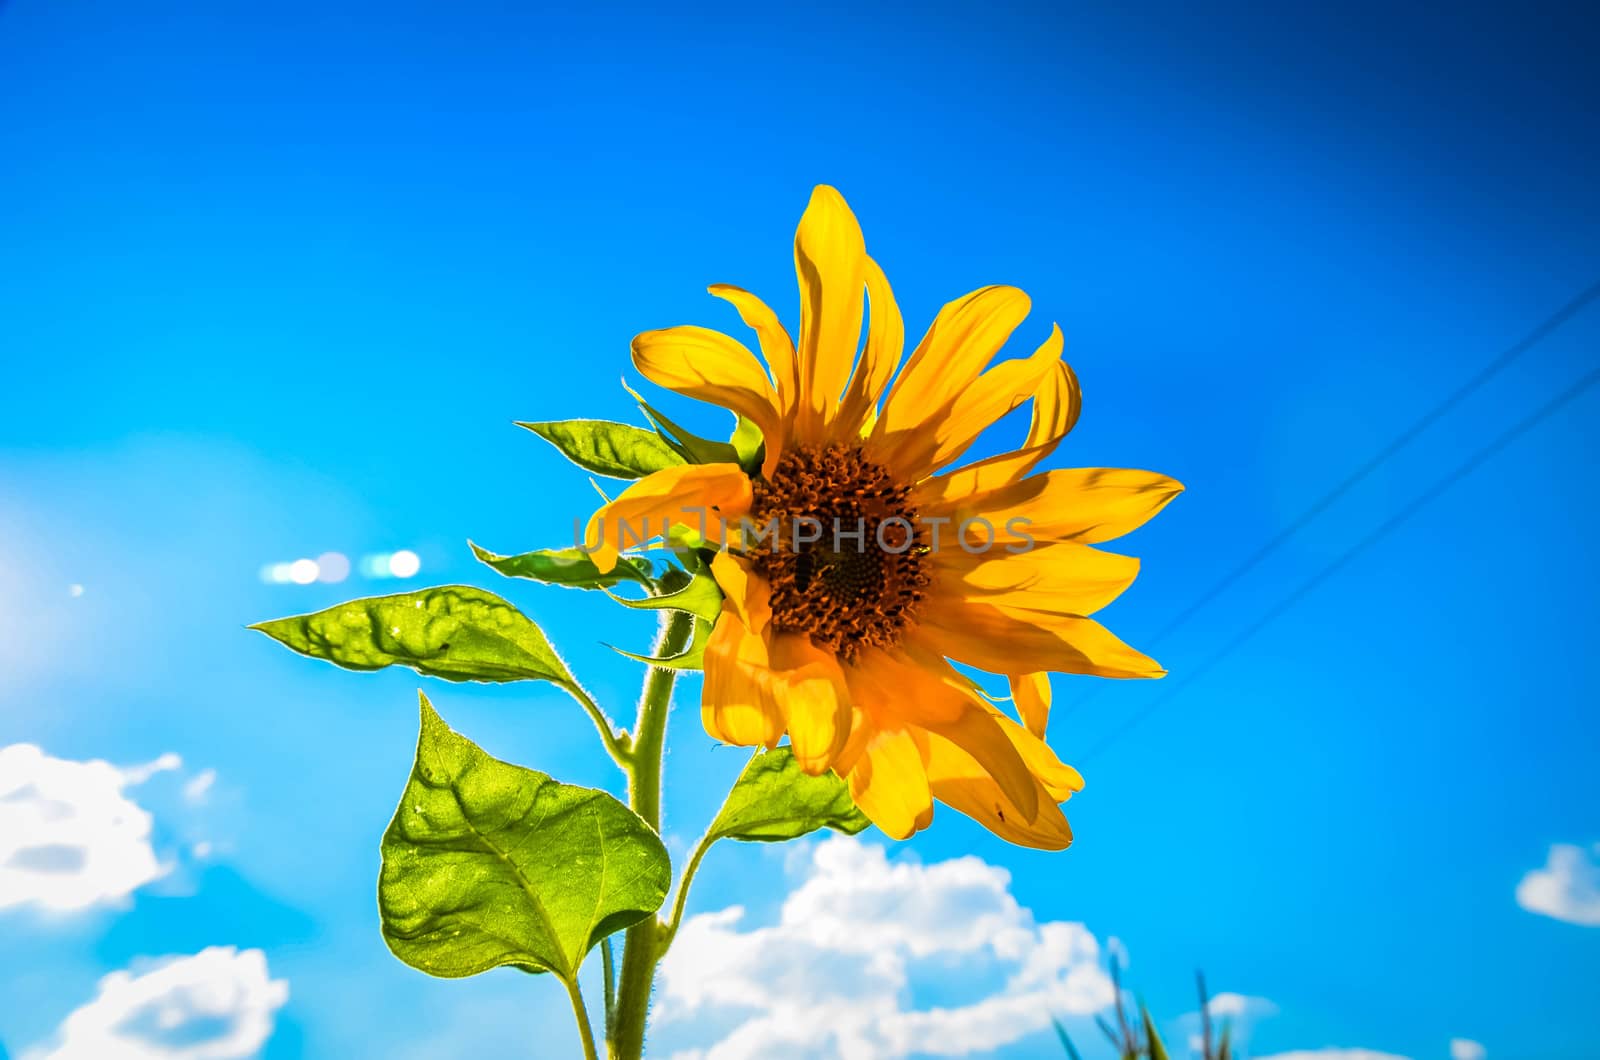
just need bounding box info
[315,552,350,583]
[388,550,421,578]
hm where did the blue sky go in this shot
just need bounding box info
[2,2,1598,1058]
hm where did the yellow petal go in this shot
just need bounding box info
[792,185,867,445]
[921,466,1184,547]
[889,323,1061,478]
[913,446,1043,509]
[835,256,903,439]
[909,357,1084,503]
[988,707,1084,801]
[919,729,1073,851]
[852,646,1038,821]
[1018,358,1082,473]
[702,606,784,749]
[872,285,1030,466]
[1009,671,1052,738]
[845,645,967,725]
[917,695,1039,822]
[631,325,785,475]
[584,464,751,573]
[912,600,1166,679]
[708,284,798,420]
[768,634,852,775]
[710,550,771,634]
[934,541,1141,616]
[844,725,932,840]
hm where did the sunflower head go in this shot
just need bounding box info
[586,186,1182,850]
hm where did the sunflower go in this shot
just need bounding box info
[586,186,1180,849]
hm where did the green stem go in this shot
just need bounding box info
[601,936,616,1043]
[563,975,600,1060]
[656,830,716,955]
[559,679,633,771]
[657,748,752,954]
[609,608,695,1060]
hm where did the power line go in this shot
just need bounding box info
[1076,359,1600,765]
[1057,279,1600,722]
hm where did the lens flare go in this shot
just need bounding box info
[315,552,351,583]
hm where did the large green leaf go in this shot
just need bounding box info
[379,695,671,980]
[252,585,572,685]
[709,747,870,843]
[517,418,685,479]
[470,541,653,590]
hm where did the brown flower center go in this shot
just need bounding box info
[744,444,929,662]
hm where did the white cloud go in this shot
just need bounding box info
[1516,843,1600,926]
[0,743,180,913]
[122,753,183,786]
[1450,1040,1486,1060]
[1205,992,1276,1020]
[183,769,217,805]
[1182,992,1277,1052]
[1255,1051,1410,1060]
[656,836,1115,1060]
[25,946,289,1060]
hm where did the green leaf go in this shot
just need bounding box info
[1051,1018,1084,1060]
[622,380,741,466]
[517,418,685,479]
[252,585,573,685]
[470,541,653,590]
[605,563,722,624]
[709,747,870,843]
[1141,1003,1170,1060]
[379,695,671,980]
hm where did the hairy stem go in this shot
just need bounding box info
[657,747,753,954]
[609,608,695,1060]
[602,936,616,1042]
[559,679,632,771]
[656,830,715,955]
[564,974,600,1060]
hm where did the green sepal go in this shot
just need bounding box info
[251,585,573,686]
[730,414,765,475]
[607,616,712,671]
[470,541,653,590]
[378,694,671,981]
[604,564,722,624]
[709,747,870,843]
[622,380,741,466]
[517,418,684,479]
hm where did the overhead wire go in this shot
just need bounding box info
[1077,358,1600,764]
[950,280,1599,855]
[1055,280,1600,725]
